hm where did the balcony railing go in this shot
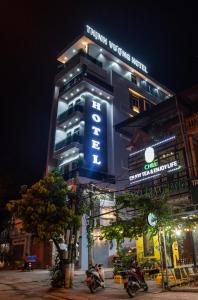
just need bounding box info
[57,49,103,75]
[140,80,167,102]
[57,104,84,123]
[55,135,83,151]
[59,65,113,96]
[62,166,115,183]
[85,71,113,93]
[186,113,198,133]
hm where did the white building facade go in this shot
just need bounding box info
[47,25,173,269]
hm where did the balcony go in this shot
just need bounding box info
[57,104,84,124]
[56,49,103,76]
[55,135,83,152]
[62,166,115,183]
[186,113,198,134]
[85,71,113,93]
[129,82,165,105]
[59,65,113,97]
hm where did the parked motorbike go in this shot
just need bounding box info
[121,266,148,298]
[21,262,33,271]
[85,264,105,293]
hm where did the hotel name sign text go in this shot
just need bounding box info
[84,94,107,174]
[86,25,148,74]
[91,99,102,166]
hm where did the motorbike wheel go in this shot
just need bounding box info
[89,281,96,293]
[126,286,137,298]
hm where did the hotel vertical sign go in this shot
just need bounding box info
[84,95,107,174]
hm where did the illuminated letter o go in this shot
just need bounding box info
[92,114,101,123]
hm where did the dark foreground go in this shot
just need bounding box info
[0,270,197,300]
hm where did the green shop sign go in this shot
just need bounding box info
[144,160,158,170]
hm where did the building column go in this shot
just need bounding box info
[189,135,197,177]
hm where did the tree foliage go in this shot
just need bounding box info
[101,192,171,242]
[101,192,198,244]
[7,171,78,241]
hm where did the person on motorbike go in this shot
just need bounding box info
[129,260,146,285]
[94,264,105,282]
[86,263,105,292]
[22,253,29,271]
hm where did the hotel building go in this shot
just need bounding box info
[47,25,173,269]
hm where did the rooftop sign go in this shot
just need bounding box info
[86,25,148,74]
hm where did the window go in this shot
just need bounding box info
[75,98,81,105]
[74,127,80,135]
[67,103,73,115]
[129,94,139,113]
[66,131,72,145]
[73,127,80,142]
[144,101,153,111]
[131,73,137,84]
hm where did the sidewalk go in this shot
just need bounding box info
[170,283,198,293]
[0,268,197,300]
[44,269,162,300]
[45,280,162,300]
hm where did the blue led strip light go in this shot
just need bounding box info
[129,135,176,157]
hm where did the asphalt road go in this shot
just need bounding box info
[0,270,197,300]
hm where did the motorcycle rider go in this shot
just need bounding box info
[86,263,105,288]
[94,264,105,284]
[22,253,29,271]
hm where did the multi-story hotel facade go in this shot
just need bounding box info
[46,25,173,269]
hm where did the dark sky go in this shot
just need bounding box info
[1,1,198,191]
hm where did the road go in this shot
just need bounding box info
[0,270,197,300]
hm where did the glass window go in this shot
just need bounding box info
[75,98,81,105]
[74,127,80,135]
[131,73,137,84]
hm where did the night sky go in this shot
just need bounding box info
[1,1,198,193]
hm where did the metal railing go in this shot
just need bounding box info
[59,65,113,96]
[55,135,83,151]
[57,104,84,124]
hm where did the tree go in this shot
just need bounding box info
[101,192,171,244]
[7,171,83,288]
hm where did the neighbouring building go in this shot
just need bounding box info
[115,84,198,266]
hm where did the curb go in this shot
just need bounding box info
[170,288,198,293]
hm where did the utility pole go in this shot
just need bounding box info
[158,229,165,290]
[65,177,79,288]
[162,227,169,289]
[87,184,95,267]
